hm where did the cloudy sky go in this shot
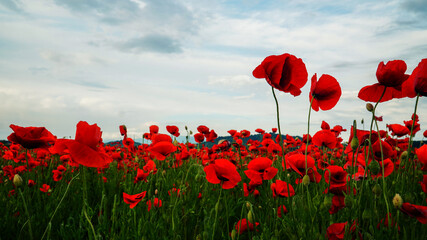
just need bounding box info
[1,0,426,142]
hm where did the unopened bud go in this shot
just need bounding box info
[155,189,158,195]
[344,195,354,208]
[185,126,188,131]
[173,139,179,146]
[245,201,251,210]
[13,174,23,188]
[372,184,382,197]
[162,170,166,176]
[323,195,332,209]
[350,137,359,151]
[369,161,380,175]
[392,194,403,209]
[366,103,374,112]
[230,229,237,240]
[247,210,254,223]
[400,151,408,161]
[302,175,310,186]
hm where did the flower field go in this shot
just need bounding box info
[2,54,427,240]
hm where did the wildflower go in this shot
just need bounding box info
[253,53,308,96]
[309,73,342,111]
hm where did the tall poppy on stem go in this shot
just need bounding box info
[253,53,308,206]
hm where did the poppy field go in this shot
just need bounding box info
[2,54,427,240]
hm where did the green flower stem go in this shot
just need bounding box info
[271,87,296,222]
[211,187,222,240]
[41,172,81,240]
[18,188,33,240]
[374,117,390,224]
[305,96,315,175]
[406,94,420,178]
[82,167,97,240]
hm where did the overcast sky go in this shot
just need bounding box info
[1,0,426,142]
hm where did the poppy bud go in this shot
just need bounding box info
[162,170,166,176]
[247,210,254,223]
[230,229,237,240]
[392,194,403,209]
[366,103,374,112]
[372,183,382,197]
[302,175,310,186]
[155,189,158,195]
[185,126,188,131]
[173,139,179,146]
[190,131,193,135]
[400,151,408,161]
[13,174,23,188]
[196,234,201,240]
[350,137,359,151]
[323,195,332,209]
[369,161,380,175]
[246,201,251,210]
[344,195,354,208]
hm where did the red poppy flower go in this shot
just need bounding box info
[151,134,172,145]
[312,130,337,149]
[272,128,278,133]
[271,179,295,198]
[166,125,180,137]
[240,130,251,138]
[329,195,345,214]
[227,129,237,137]
[387,124,410,137]
[371,158,394,179]
[244,157,278,186]
[243,183,260,197]
[399,202,427,224]
[424,130,427,138]
[204,159,241,189]
[324,165,348,190]
[404,119,420,135]
[309,74,341,111]
[197,125,210,134]
[358,60,409,102]
[403,58,427,97]
[277,205,288,218]
[8,124,56,149]
[194,133,205,143]
[326,221,357,240]
[416,145,427,171]
[147,198,162,211]
[148,141,177,161]
[40,184,50,193]
[253,53,308,96]
[234,218,259,234]
[119,125,127,137]
[255,128,265,134]
[420,175,427,194]
[149,125,159,134]
[284,153,321,183]
[134,168,150,183]
[123,191,147,209]
[51,121,112,168]
[205,130,218,142]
